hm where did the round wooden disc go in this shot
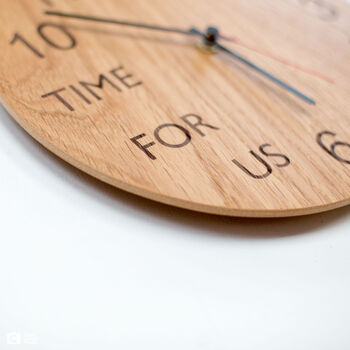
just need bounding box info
[1,0,350,217]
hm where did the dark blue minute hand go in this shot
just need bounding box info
[44,11,315,105]
[216,41,316,105]
[191,27,315,105]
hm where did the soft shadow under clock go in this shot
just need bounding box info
[1,105,349,239]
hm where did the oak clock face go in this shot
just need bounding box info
[1,0,350,217]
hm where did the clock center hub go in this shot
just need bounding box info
[200,26,220,53]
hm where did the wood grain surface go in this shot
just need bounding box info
[1,0,350,217]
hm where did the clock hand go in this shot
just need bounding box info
[221,35,334,84]
[195,27,316,105]
[45,12,315,105]
[217,42,316,105]
[45,11,199,36]
[46,10,331,84]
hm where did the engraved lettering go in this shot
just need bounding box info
[80,74,122,101]
[232,144,291,180]
[41,88,74,111]
[180,114,219,136]
[154,124,192,148]
[130,134,156,160]
[259,144,291,168]
[232,151,273,179]
[110,66,142,89]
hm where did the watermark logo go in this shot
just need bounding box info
[5,332,39,345]
[6,333,21,345]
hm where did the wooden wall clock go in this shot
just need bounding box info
[1,0,350,217]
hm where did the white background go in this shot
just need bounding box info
[1,102,350,350]
[1,0,350,347]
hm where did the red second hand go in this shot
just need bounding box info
[220,34,335,84]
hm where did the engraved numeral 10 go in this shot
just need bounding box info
[10,23,77,59]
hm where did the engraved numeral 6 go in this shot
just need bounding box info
[317,131,350,164]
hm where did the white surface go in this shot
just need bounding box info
[2,0,350,347]
[1,102,350,349]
